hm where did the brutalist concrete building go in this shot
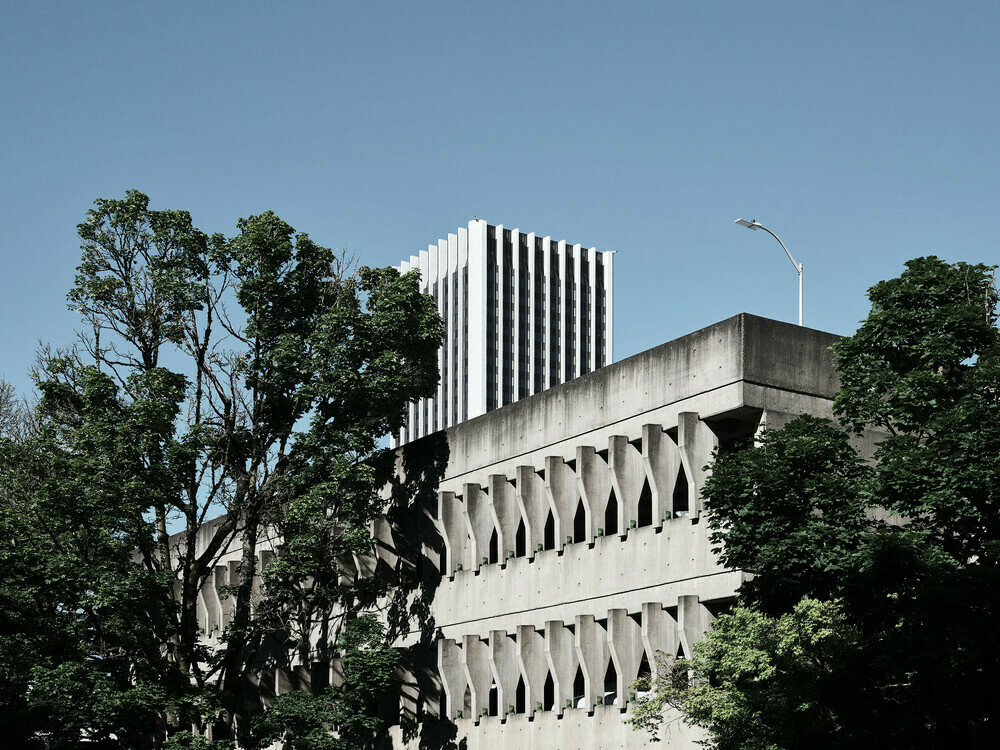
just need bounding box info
[191,313,840,749]
[379,313,841,749]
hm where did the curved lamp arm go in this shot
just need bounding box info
[734,218,803,326]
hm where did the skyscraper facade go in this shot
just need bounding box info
[392,219,614,446]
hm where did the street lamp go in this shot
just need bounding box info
[734,218,803,326]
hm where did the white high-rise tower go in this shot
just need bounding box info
[392,219,614,446]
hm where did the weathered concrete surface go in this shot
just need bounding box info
[437,314,840,481]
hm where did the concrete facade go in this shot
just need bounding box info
[378,313,840,749]
[392,219,614,446]
[191,313,842,748]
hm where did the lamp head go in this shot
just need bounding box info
[735,218,761,230]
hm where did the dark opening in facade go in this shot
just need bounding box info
[544,510,555,550]
[543,671,555,711]
[574,500,587,542]
[573,666,586,707]
[673,466,689,514]
[605,488,619,535]
[489,528,499,564]
[604,659,618,706]
[637,477,653,527]
[489,681,498,716]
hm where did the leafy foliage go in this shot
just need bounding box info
[630,257,1000,749]
[252,615,399,750]
[0,191,444,747]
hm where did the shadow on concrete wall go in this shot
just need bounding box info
[376,431,467,749]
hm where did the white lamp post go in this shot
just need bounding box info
[734,218,803,326]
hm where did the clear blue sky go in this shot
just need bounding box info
[2,1,999,396]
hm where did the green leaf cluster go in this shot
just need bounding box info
[0,191,445,747]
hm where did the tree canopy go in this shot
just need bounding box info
[0,191,445,748]
[629,256,1000,749]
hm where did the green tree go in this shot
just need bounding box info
[629,257,1000,749]
[0,191,444,747]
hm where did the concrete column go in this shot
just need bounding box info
[678,595,715,660]
[542,237,552,388]
[225,560,240,626]
[492,225,503,412]
[336,552,358,588]
[293,665,311,693]
[446,232,459,428]
[433,240,445,431]
[511,229,521,402]
[607,609,645,706]
[330,654,345,691]
[544,620,578,716]
[643,424,681,526]
[517,625,548,717]
[587,246,598,373]
[609,435,645,533]
[438,490,468,576]
[756,409,798,440]
[462,634,493,718]
[438,638,468,720]
[604,248,614,363]
[372,516,398,576]
[516,465,550,558]
[544,455,580,549]
[466,219,488,419]
[457,226,468,422]
[397,660,419,721]
[416,248,429,437]
[641,602,679,679]
[573,243,582,379]
[463,483,494,570]
[677,412,719,517]
[196,585,211,637]
[213,565,230,633]
[574,614,610,711]
[259,669,276,709]
[275,667,294,697]
[578,445,611,539]
[557,240,567,383]
[526,232,536,394]
[488,474,522,561]
[204,566,223,637]
[352,546,376,580]
[489,630,520,716]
